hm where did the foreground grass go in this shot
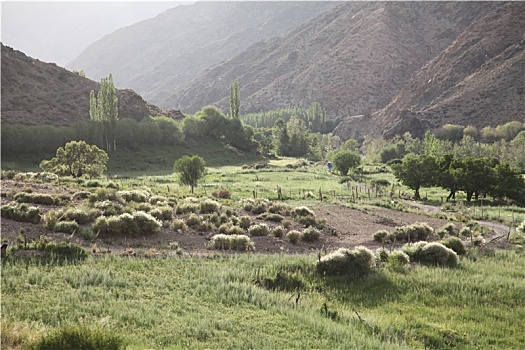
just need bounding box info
[2,250,524,349]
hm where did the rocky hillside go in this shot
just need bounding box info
[334,2,525,140]
[67,1,339,109]
[1,44,178,126]
[172,1,502,116]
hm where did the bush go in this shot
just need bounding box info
[62,207,101,224]
[88,188,120,203]
[212,188,231,199]
[175,202,199,215]
[208,234,254,251]
[53,221,80,234]
[31,325,125,350]
[85,180,103,188]
[150,206,173,221]
[1,203,41,223]
[292,206,315,217]
[199,199,221,214]
[117,190,150,203]
[286,230,301,244]
[226,225,245,236]
[185,213,203,228]
[268,203,288,215]
[238,215,252,229]
[372,230,390,243]
[93,200,123,216]
[14,192,59,205]
[375,248,389,262]
[92,211,161,236]
[393,222,434,242]
[170,219,188,232]
[436,223,455,238]
[242,198,269,214]
[72,191,92,200]
[301,226,321,242]
[256,213,284,222]
[272,226,285,238]
[459,226,472,238]
[149,195,168,205]
[387,250,410,267]
[317,246,376,276]
[440,236,466,256]
[248,223,270,237]
[282,219,292,229]
[402,242,459,267]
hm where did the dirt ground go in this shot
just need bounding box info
[0,180,512,256]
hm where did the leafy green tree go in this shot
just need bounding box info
[173,155,207,193]
[230,80,240,119]
[40,141,108,179]
[391,154,440,200]
[449,157,498,202]
[272,118,290,156]
[331,150,361,176]
[90,74,118,151]
[489,163,525,204]
[287,115,309,157]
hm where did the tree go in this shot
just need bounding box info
[40,141,108,179]
[331,150,361,176]
[230,80,240,119]
[391,154,440,200]
[287,115,309,157]
[272,118,290,156]
[173,155,206,193]
[90,74,118,152]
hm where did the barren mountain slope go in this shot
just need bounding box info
[67,1,339,108]
[1,44,171,126]
[172,2,502,116]
[377,2,525,137]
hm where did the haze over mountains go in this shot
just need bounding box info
[3,1,524,141]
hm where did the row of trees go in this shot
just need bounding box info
[391,154,525,204]
[89,74,119,152]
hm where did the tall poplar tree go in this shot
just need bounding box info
[89,74,118,151]
[229,80,240,119]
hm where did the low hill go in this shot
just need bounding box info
[1,44,181,126]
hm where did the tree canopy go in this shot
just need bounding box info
[173,155,207,193]
[39,141,108,178]
[331,150,361,176]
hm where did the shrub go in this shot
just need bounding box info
[175,202,199,214]
[61,207,101,224]
[212,188,231,199]
[1,203,41,223]
[517,220,525,234]
[248,223,270,237]
[459,226,473,238]
[185,213,203,228]
[257,213,284,222]
[14,192,58,205]
[286,230,301,244]
[272,226,285,238]
[199,199,221,214]
[53,221,80,234]
[375,248,389,262]
[117,190,150,203]
[292,206,315,217]
[85,180,103,188]
[8,239,88,263]
[170,219,188,232]
[373,230,390,243]
[387,250,410,267]
[89,188,119,203]
[208,234,254,251]
[268,203,288,215]
[149,195,168,205]
[226,225,245,236]
[92,211,161,236]
[150,206,173,221]
[72,191,92,200]
[238,215,252,229]
[472,235,485,246]
[31,325,125,350]
[301,226,321,242]
[282,219,292,229]
[317,246,376,276]
[106,182,119,190]
[440,236,466,256]
[93,200,123,216]
[437,223,455,238]
[242,198,269,214]
[296,215,318,228]
[402,242,459,267]
[393,222,433,242]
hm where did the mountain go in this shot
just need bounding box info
[1,44,177,126]
[67,1,339,109]
[171,1,503,116]
[334,1,525,140]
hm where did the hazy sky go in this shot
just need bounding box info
[1,1,194,66]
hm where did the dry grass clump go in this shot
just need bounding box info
[208,234,254,251]
[317,246,376,276]
[248,223,270,237]
[402,242,459,267]
[92,211,161,236]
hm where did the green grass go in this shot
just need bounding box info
[2,250,524,349]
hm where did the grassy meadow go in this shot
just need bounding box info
[2,250,524,349]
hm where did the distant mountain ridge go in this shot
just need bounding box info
[67,1,339,109]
